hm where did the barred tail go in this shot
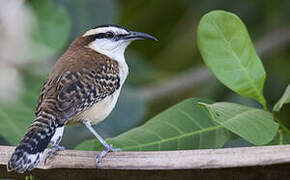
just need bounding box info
[7,111,58,173]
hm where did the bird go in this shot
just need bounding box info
[7,24,157,173]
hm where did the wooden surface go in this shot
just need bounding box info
[1,145,290,179]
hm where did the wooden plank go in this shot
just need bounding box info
[1,145,290,179]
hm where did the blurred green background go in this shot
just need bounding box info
[0,0,289,149]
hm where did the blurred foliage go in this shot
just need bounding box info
[26,0,71,61]
[52,0,119,41]
[0,102,33,145]
[0,0,289,150]
[29,0,70,49]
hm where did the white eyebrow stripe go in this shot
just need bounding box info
[82,27,129,37]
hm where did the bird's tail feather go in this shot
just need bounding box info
[7,112,58,173]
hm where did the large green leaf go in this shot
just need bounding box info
[200,102,278,145]
[273,84,290,112]
[76,98,232,151]
[197,10,267,108]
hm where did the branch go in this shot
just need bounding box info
[138,27,290,101]
[2,145,290,179]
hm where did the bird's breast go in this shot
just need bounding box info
[67,89,121,125]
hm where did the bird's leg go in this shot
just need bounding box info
[83,121,121,165]
[44,144,65,164]
[44,127,65,164]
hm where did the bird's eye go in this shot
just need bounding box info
[105,31,115,39]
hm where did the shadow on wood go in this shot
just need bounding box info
[1,145,290,179]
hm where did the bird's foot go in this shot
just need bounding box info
[44,144,65,164]
[95,144,121,165]
[105,144,121,152]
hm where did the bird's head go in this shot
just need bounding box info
[81,24,157,60]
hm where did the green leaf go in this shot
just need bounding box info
[200,102,278,145]
[197,10,267,108]
[76,98,232,151]
[273,84,290,112]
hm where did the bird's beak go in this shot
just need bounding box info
[124,31,158,41]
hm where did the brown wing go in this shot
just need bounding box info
[35,57,120,125]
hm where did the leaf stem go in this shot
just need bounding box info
[259,95,268,111]
[279,130,283,145]
[197,102,208,108]
[276,118,290,135]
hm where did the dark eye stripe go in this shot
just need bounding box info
[86,33,127,42]
[114,34,127,41]
[87,33,106,41]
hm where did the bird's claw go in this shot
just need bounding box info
[95,144,121,166]
[44,144,65,164]
[105,144,121,152]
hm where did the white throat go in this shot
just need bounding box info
[89,40,130,64]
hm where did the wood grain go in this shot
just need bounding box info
[1,145,290,179]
